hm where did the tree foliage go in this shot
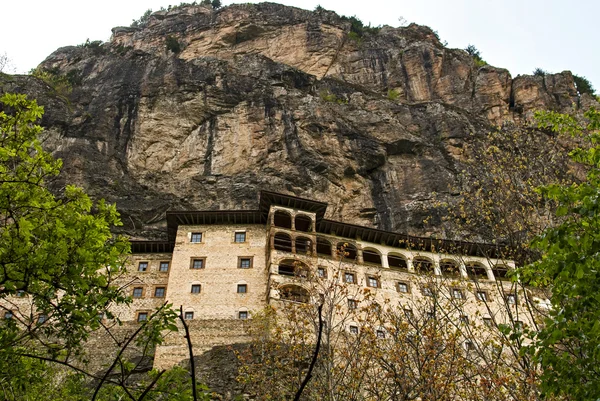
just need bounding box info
[573,74,596,96]
[0,92,130,380]
[522,108,600,400]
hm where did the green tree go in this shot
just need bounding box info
[522,108,600,400]
[0,93,130,376]
[573,74,596,96]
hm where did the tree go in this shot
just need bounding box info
[573,74,596,96]
[0,93,130,379]
[521,108,600,400]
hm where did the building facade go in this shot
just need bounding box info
[116,191,532,368]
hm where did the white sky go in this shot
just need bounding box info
[2,0,598,91]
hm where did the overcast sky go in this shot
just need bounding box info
[2,0,598,91]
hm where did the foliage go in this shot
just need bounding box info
[319,90,348,105]
[211,0,222,9]
[340,15,381,39]
[533,68,547,77]
[131,8,153,28]
[521,108,600,400]
[0,93,130,384]
[387,89,400,101]
[29,67,82,98]
[443,123,581,265]
[166,35,182,54]
[465,44,487,68]
[78,38,105,55]
[573,74,596,96]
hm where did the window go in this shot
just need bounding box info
[483,317,493,327]
[317,267,327,278]
[376,329,386,339]
[191,232,203,243]
[137,312,148,322]
[460,315,469,325]
[154,287,166,298]
[4,311,13,319]
[367,276,380,288]
[239,311,248,320]
[349,325,359,334]
[191,284,201,294]
[97,312,104,321]
[238,257,252,269]
[452,288,464,299]
[344,272,356,284]
[422,286,435,297]
[234,232,246,243]
[397,282,409,293]
[37,314,47,324]
[237,284,247,294]
[506,293,517,305]
[159,262,170,272]
[476,291,488,302]
[138,262,148,272]
[184,311,194,320]
[16,290,25,297]
[132,287,143,298]
[191,258,205,269]
[348,299,358,310]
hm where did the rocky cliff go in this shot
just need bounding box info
[1,2,596,239]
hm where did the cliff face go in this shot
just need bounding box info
[0,2,593,239]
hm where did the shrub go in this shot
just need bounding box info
[573,74,596,96]
[320,90,348,104]
[340,15,381,39]
[465,44,487,68]
[131,9,152,28]
[387,89,400,101]
[166,35,182,53]
[533,68,547,77]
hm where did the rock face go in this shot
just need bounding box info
[0,2,592,239]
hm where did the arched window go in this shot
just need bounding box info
[279,285,310,303]
[295,237,312,255]
[295,215,312,232]
[388,253,408,270]
[466,262,488,280]
[316,237,332,258]
[274,232,293,252]
[274,210,292,229]
[413,257,434,274]
[492,265,509,280]
[363,248,382,266]
[440,259,460,278]
[336,243,357,261]
[277,259,309,277]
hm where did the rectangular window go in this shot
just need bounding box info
[191,258,205,269]
[349,325,359,334]
[376,329,386,339]
[452,288,464,299]
[184,311,194,320]
[239,311,248,320]
[137,312,148,322]
[132,287,143,298]
[238,257,252,269]
[16,290,25,297]
[234,232,246,243]
[237,284,247,293]
[397,282,409,293]
[138,262,148,272]
[348,299,358,310]
[344,272,356,284]
[154,287,166,298]
[422,286,434,297]
[159,262,170,272]
[191,284,201,294]
[476,291,488,302]
[506,293,517,305]
[191,232,203,243]
[367,276,379,288]
[4,311,13,319]
[317,267,326,278]
[37,314,47,324]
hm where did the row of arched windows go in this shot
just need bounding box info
[273,210,313,232]
[272,233,510,281]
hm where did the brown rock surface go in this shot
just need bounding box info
[0,2,592,239]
